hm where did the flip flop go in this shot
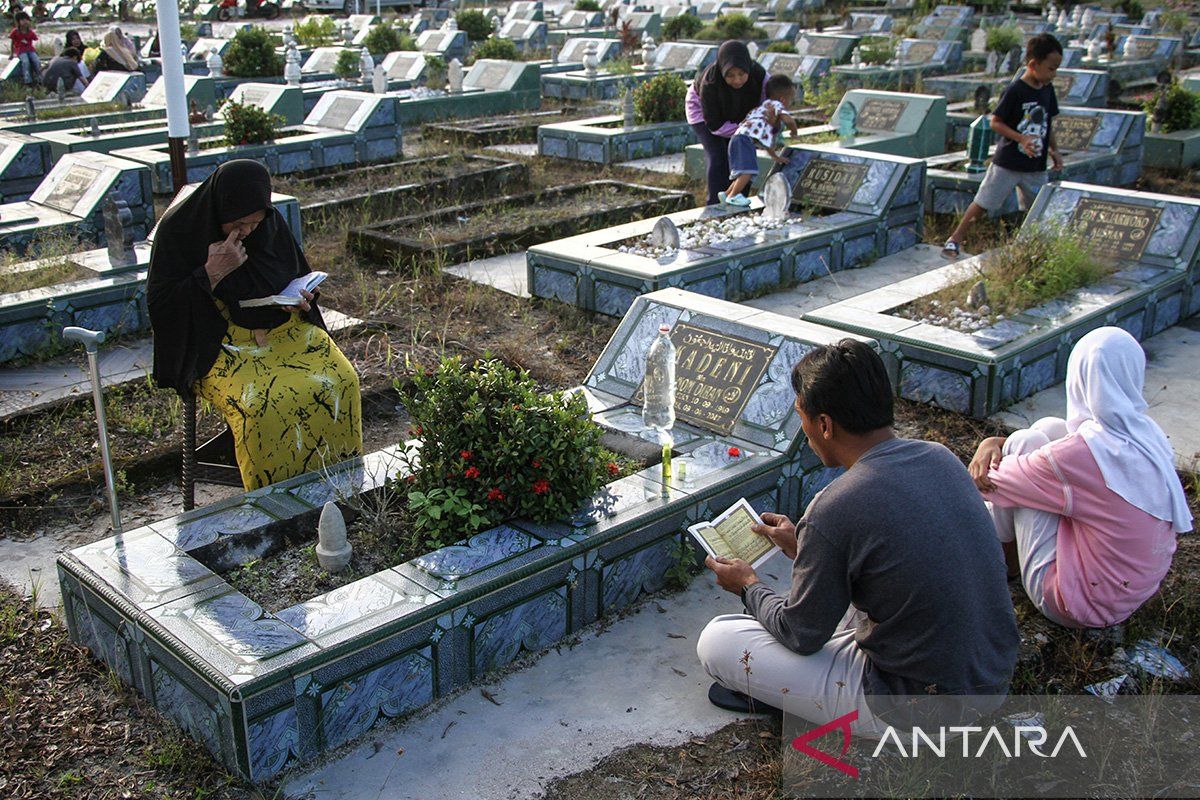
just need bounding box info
[728,193,752,207]
[708,682,782,715]
[717,191,729,205]
[942,240,961,258]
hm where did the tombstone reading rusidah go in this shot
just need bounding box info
[856,97,907,131]
[1054,114,1101,152]
[1070,198,1163,260]
[103,191,136,266]
[640,323,778,435]
[796,157,869,209]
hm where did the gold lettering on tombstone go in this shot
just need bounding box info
[1053,114,1100,152]
[857,98,908,131]
[802,36,838,56]
[1134,38,1159,58]
[1070,198,1163,261]
[903,41,938,63]
[652,324,778,435]
[1053,74,1076,97]
[797,158,870,210]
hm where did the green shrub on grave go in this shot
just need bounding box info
[294,16,337,47]
[397,357,622,546]
[662,12,703,40]
[363,23,415,57]
[1117,0,1144,21]
[472,36,520,62]
[456,9,493,42]
[985,24,1023,55]
[574,0,601,10]
[425,54,447,88]
[223,27,284,77]
[766,40,797,53]
[221,98,284,147]
[695,12,767,40]
[334,48,359,79]
[859,36,895,65]
[634,71,687,124]
[1145,81,1200,133]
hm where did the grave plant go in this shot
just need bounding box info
[223,26,284,77]
[221,98,284,147]
[396,357,623,546]
[662,12,703,40]
[633,72,687,125]
[574,0,601,10]
[695,12,767,41]
[362,22,414,57]
[859,36,896,65]
[334,47,360,79]
[424,54,447,89]
[901,224,1114,330]
[456,9,493,42]
[1144,81,1200,133]
[766,41,797,53]
[293,15,337,47]
[472,36,520,62]
[985,24,1023,55]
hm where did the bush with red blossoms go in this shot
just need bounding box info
[397,357,631,545]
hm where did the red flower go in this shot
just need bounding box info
[465,466,481,479]
[606,462,620,477]
[406,475,416,484]
[532,479,550,495]
[487,488,505,502]
[414,426,423,436]
[531,459,542,468]
[728,447,741,458]
[460,450,473,461]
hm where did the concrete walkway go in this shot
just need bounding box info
[283,554,792,800]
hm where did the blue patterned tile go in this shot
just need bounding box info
[70,528,222,608]
[471,587,568,676]
[412,525,541,582]
[248,705,298,781]
[970,319,1035,350]
[601,535,677,613]
[151,504,277,551]
[150,660,223,756]
[175,591,308,660]
[72,599,132,685]
[320,648,434,751]
[276,571,439,643]
[898,360,972,415]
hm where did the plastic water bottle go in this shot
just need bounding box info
[642,324,676,431]
[643,324,676,493]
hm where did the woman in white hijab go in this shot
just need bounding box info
[969,327,1191,629]
[93,26,139,72]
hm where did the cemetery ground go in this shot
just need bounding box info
[3,133,1200,797]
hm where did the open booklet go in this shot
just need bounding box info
[240,271,328,308]
[686,497,779,570]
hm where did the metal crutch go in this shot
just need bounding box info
[62,326,122,534]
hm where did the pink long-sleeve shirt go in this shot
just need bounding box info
[985,433,1176,628]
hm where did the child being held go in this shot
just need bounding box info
[719,74,799,207]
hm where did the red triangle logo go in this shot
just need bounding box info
[791,710,859,778]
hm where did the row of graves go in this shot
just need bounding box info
[21,0,1200,786]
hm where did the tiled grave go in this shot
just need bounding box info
[0,70,147,121]
[796,33,860,64]
[1083,35,1180,94]
[758,52,833,85]
[0,130,51,202]
[683,89,944,188]
[541,43,715,101]
[831,38,964,88]
[528,146,925,316]
[928,65,1111,108]
[390,60,542,126]
[537,114,697,164]
[58,287,870,782]
[805,182,1200,417]
[914,4,974,42]
[114,90,403,194]
[927,106,1145,214]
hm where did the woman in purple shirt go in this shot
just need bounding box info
[686,40,767,206]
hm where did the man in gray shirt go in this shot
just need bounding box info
[696,340,1019,735]
[42,47,86,93]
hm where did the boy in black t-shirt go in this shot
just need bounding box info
[942,34,1064,257]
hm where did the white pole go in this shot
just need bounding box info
[156,0,190,141]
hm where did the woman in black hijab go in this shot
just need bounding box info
[685,40,767,205]
[147,160,362,490]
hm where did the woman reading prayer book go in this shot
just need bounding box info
[147,160,362,490]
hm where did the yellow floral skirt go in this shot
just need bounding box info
[194,312,363,491]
